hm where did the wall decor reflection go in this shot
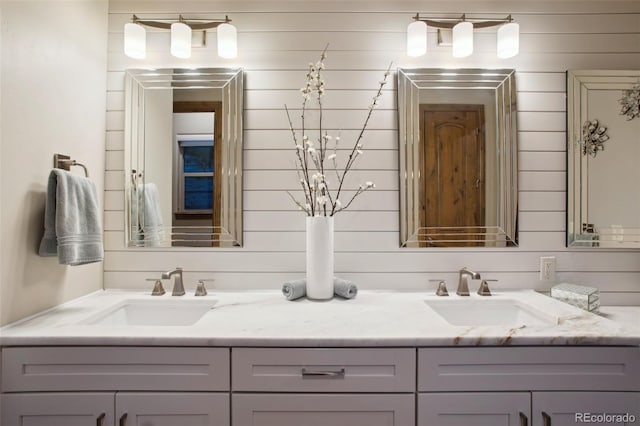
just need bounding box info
[567,70,640,248]
[125,68,243,247]
[397,68,518,248]
[581,119,610,157]
[619,84,640,120]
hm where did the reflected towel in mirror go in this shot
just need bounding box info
[131,183,164,246]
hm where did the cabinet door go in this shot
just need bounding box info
[233,393,415,426]
[418,392,530,426]
[116,392,229,426]
[2,393,113,426]
[533,392,640,426]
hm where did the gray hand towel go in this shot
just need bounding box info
[282,279,307,301]
[334,277,358,299]
[39,169,103,265]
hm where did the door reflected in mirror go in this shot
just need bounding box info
[397,68,518,248]
[125,68,243,247]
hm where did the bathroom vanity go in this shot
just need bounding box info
[1,290,639,426]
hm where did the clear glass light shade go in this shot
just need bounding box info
[217,23,237,59]
[171,22,192,58]
[124,23,146,59]
[497,22,519,59]
[452,21,473,58]
[407,21,427,57]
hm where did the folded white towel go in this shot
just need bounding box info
[39,169,103,265]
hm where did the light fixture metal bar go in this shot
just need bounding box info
[132,14,231,30]
[414,13,512,29]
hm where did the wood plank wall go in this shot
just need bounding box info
[104,1,640,304]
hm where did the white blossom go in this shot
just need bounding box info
[286,50,388,217]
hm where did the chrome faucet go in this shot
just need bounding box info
[162,267,185,296]
[457,267,481,296]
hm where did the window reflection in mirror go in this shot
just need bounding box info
[398,69,518,248]
[125,68,243,248]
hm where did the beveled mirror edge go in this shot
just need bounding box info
[566,69,640,249]
[124,67,244,249]
[397,68,519,248]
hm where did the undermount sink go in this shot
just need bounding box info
[425,298,558,327]
[82,299,217,326]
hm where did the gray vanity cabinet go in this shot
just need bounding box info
[1,347,231,426]
[3,345,640,426]
[2,392,229,426]
[115,393,229,426]
[233,394,414,426]
[418,393,530,426]
[417,347,640,426]
[532,392,640,426]
[231,347,416,426]
[2,393,114,426]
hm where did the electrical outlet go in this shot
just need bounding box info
[540,256,556,282]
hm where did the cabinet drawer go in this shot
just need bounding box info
[418,347,640,392]
[233,393,415,426]
[1,347,230,392]
[232,348,415,392]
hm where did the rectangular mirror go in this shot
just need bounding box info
[397,68,518,248]
[567,70,640,248]
[124,68,243,247]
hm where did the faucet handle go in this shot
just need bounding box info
[430,279,449,296]
[147,278,166,296]
[477,279,497,296]
[195,279,214,296]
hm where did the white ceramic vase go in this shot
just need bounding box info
[306,216,334,300]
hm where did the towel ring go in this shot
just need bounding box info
[54,153,89,177]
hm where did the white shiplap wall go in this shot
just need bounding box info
[104,1,640,304]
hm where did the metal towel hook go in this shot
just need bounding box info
[53,153,89,177]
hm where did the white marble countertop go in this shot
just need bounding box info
[0,289,638,347]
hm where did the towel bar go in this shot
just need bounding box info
[53,153,89,177]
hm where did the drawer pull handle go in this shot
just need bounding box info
[119,413,128,426]
[542,412,551,426]
[519,412,528,426]
[97,413,106,426]
[301,368,345,378]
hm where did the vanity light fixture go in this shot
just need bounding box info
[124,15,237,59]
[171,21,192,59]
[452,19,473,58]
[407,14,519,59]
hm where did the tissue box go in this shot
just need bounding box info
[551,283,600,313]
